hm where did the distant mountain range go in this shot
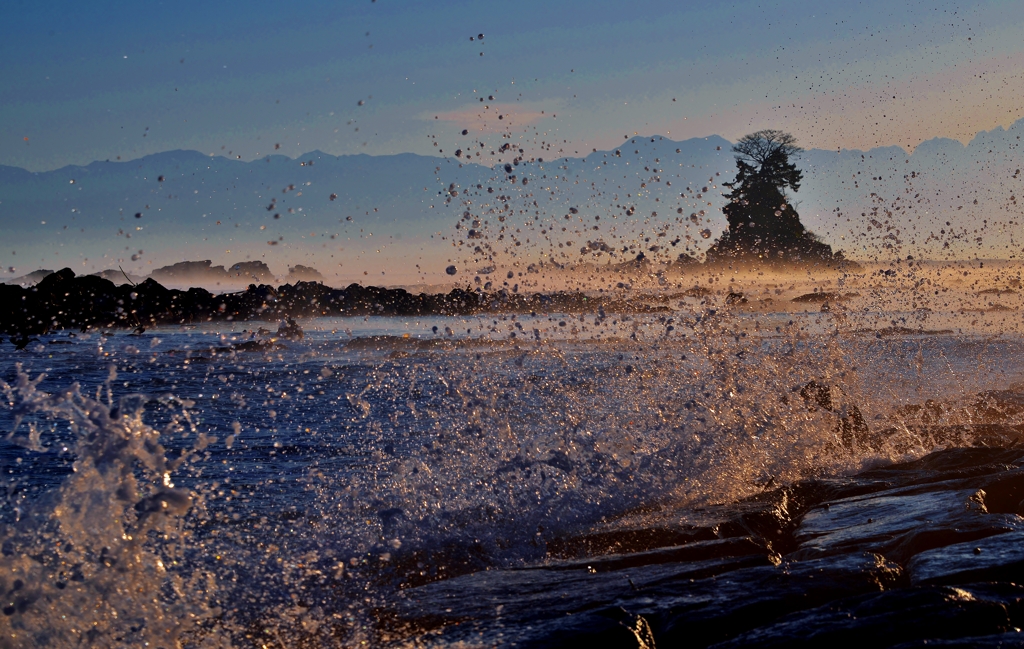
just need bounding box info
[1,119,1021,284]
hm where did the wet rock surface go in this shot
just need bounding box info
[384,443,1024,647]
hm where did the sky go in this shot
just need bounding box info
[4,0,1024,172]
[2,0,1024,283]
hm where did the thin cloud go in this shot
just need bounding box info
[430,103,553,133]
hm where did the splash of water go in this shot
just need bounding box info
[0,365,221,648]
[4,264,1024,645]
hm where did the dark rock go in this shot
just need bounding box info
[792,291,858,303]
[908,531,1024,585]
[890,630,1024,648]
[0,271,670,341]
[714,583,1024,648]
[277,318,304,340]
[791,486,1021,560]
[380,444,1024,647]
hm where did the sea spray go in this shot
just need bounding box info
[3,275,1024,645]
[309,314,877,587]
[0,365,222,648]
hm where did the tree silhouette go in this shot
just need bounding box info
[708,130,838,263]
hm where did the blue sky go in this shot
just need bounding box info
[4,0,1024,171]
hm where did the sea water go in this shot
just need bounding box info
[3,265,1024,646]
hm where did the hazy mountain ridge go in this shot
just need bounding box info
[1,120,1021,283]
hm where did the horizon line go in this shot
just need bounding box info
[6,116,1023,174]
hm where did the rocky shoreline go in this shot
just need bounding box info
[388,434,1024,647]
[0,268,667,340]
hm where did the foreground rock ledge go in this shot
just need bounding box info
[384,440,1024,647]
[0,268,666,338]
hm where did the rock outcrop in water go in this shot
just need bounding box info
[149,260,233,284]
[705,131,853,268]
[147,259,276,285]
[2,269,56,288]
[91,268,146,284]
[228,260,274,283]
[285,264,326,282]
[0,268,665,340]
